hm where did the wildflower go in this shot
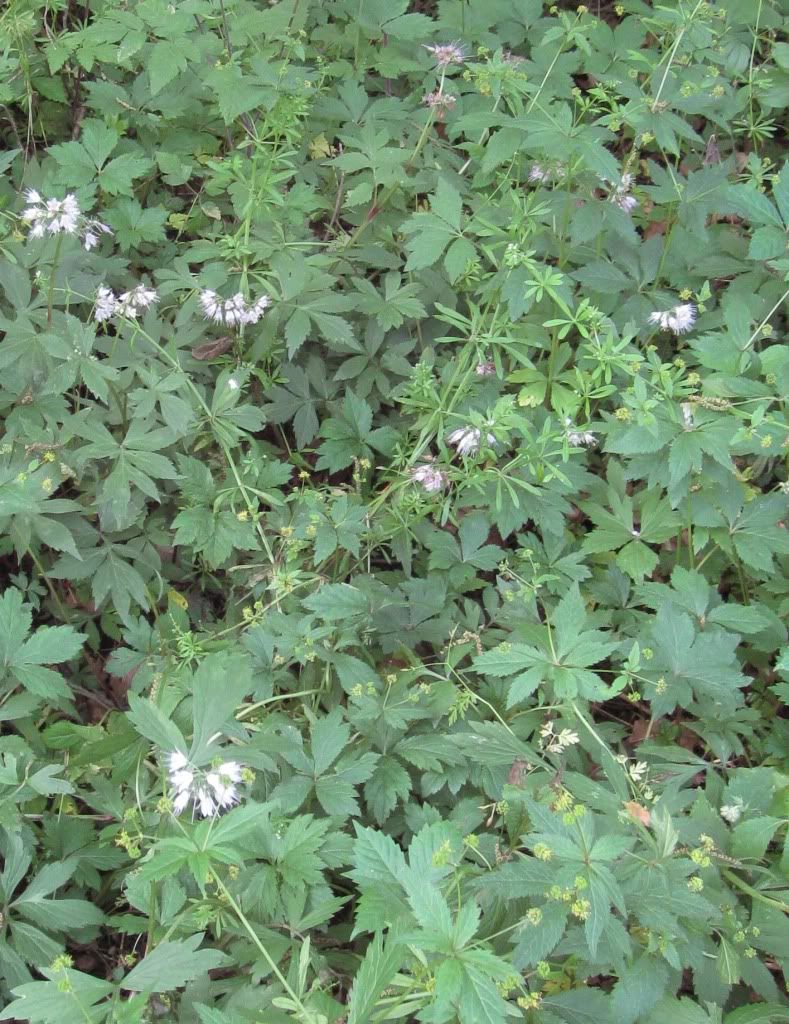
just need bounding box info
[648,303,697,335]
[604,173,638,213]
[410,462,448,493]
[94,285,118,323]
[564,418,597,447]
[571,898,591,920]
[205,761,242,809]
[720,801,743,825]
[116,284,158,319]
[22,190,113,250]
[22,190,80,238]
[447,426,495,456]
[475,360,496,377]
[82,218,113,251]
[422,91,457,120]
[528,163,565,185]
[228,378,240,391]
[423,42,466,67]
[533,843,553,862]
[166,751,243,818]
[199,289,270,327]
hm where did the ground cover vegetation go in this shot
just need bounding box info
[0,0,787,1021]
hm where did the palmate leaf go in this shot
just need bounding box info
[122,933,230,993]
[347,930,406,1024]
[473,585,616,704]
[0,969,114,1024]
[0,589,84,704]
[647,603,749,715]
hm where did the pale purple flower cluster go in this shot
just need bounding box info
[423,42,466,67]
[475,360,496,377]
[564,418,597,447]
[22,190,112,250]
[94,283,158,322]
[648,303,697,335]
[167,751,242,817]
[528,163,566,185]
[200,289,269,328]
[606,173,638,214]
[410,463,447,493]
[422,92,457,118]
[447,426,496,456]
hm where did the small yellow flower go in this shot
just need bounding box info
[571,898,591,920]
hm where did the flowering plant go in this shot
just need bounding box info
[0,1,787,1023]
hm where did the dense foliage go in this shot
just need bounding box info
[0,0,787,1022]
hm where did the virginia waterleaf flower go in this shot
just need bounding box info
[199,289,270,327]
[93,283,158,322]
[564,418,597,447]
[604,173,638,213]
[22,190,80,238]
[410,462,447,492]
[648,303,697,335]
[167,751,243,817]
[423,42,466,67]
[22,190,112,250]
[447,426,496,456]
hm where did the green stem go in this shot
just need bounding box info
[47,233,65,325]
[722,868,789,913]
[210,869,312,1018]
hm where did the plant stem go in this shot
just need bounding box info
[210,869,312,1018]
[722,868,789,913]
[47,233,64,325]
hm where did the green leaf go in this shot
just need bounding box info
[730,817,782,861]
[121,933,230,993]
[0,971,113,1024]
[303,583,368,620]
[611,956,670,1024]
[126,693,187,754]
[347,931,405,1024]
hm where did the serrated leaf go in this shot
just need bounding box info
[126,693,186,755]
[122,933,230,993]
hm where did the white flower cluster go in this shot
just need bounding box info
[606,173,638,214]
[167,751,242,817]
[648,303,697,335]
[199,289,269,327]
[564,418,597,447]
[410,462,447,493]
[94,284,158,323]
[22,190,112,250]
[447,425,496,456]
[540,721,580,754]
[720,800,743,825]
